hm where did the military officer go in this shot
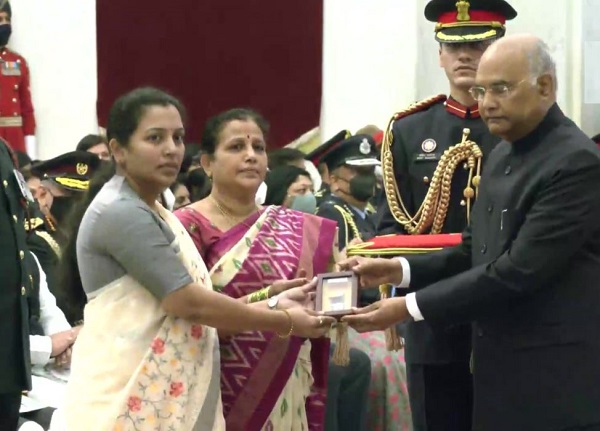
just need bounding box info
[0,1,36,156]
[376,1,517,430]
[26,151,100,301]
[305,129,351,206]
[315,134,379,252]
[0,137,32,430]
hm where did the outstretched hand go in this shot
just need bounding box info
[341,297,409,332]
[337,256,404,288]
[270,269,309,296]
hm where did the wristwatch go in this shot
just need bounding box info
[267,294,279,310]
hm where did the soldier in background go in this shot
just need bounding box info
[0,137,32,429]
[0,1,37,157]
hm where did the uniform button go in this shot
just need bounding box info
[460,199,466,206]
[504,165,512,175]
[21,286,26,296]
[12,215,17,222]
[11,98,16,103]
[13,112,17,116]
[477,328,484,337]
[13,84,18,90]
[29,275,33,284]
[480,244,487,254]
[2,180,7,187]
[19,250,24,259]
[423,176,430,184]
[463,163,469,170]
[487,204,493,212]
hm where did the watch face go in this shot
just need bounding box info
[268,296,278,309]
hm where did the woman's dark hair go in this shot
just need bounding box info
[56,87,186,324]
[201,108,269,156]
[169,173,187,193]
[185,168,211,202]
[180,143,202,173]
[107,87,187,146]
[76,134,108,152]
[264,165,311,206]
[55,161,116,324]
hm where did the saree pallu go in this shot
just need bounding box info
[62,205,224,431]
[177,205,337,431]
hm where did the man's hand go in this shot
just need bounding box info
[55,347,72,368]
[50,330,76,358]
[337,256,403,288]
[341,297,409,332]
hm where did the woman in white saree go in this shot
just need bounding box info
[58,88,334,431]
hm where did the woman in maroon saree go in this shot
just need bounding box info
[175,108,338,430]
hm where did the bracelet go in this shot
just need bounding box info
[276,309,293,339]
[248,286,271,304]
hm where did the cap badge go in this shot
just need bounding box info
[456,0,470,21]
[359,138,371,155]
[76,163,88,175]
[421,139,437,153]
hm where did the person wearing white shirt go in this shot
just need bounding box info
[19,253,76,431]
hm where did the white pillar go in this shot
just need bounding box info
[321,0,419,140]
[10,0,98,159]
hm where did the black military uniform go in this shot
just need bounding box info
[376,1,517,430]
[306,129,350,206]
[315,135,379,249]
[26,151,100,300]
[0,138,32,429]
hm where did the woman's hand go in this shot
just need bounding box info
[269,269,308,296]
[278,277,317,310]
[286,307,335,338]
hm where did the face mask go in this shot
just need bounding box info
[255,181,267,205]
[50,196,75,224]
[0,25,12,47]
[345,173,377,202]
[289,192,317,214]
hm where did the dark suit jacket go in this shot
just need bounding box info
[0,141,31,393]
[404,105,600,430]
[377,99,500,364]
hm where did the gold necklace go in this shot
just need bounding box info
[209,194,260,228]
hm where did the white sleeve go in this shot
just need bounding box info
[29,335,52,366]
[394,257,411,288]
[405,292,425,321]
[31,253,71,335]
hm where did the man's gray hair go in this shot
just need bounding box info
[528,40,556,84]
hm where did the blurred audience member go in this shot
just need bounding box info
[169,174,191,209]
[264,165,316,214]
[268,147,305,169]
[75,134,110,161]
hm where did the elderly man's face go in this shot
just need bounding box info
[473,45,549,142]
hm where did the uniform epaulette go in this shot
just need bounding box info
[34,231,61,258]
[391,94,447,122]
[24,217,44,232]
